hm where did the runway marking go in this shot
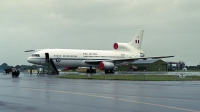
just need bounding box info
[89,92,200,103]
[16,86,200,112]
[0,85,199,112]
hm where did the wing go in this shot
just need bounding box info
[113,55,175,61]
[84,55,175,64]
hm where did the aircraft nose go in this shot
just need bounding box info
[27,57,34,63]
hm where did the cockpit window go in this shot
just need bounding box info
[32,54,40,57]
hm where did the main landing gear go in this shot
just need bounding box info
[86,67,115,74]
[86,67,96,74]
[105,69,115,74]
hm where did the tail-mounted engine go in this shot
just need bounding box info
[113,43,135,51]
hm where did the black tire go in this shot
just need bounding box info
[87,69,92,74]
[92,69,96,73]
[111,70,115,74]
[105,70,108,74]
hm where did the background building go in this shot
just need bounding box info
[167,61,185,71]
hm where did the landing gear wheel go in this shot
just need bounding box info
[92,69,96,73]
[105,69,115,74]
[87,68,96,74]
[105,70,108,74]
[111,70,115,74]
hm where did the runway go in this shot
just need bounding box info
[0,73,200,112]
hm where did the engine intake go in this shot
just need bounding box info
[113,42,133,51]
[140,53,145,57]
[99,62,115,70]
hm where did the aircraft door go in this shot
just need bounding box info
[45,53,50,63]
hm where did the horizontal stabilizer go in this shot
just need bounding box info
[24,49,43,52]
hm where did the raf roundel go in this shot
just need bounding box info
[56,58,61,63]
[113,43,118,49]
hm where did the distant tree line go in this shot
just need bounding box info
[0,63,47,70]
[186,65,200,71]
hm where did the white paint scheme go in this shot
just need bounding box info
[26,30,174,70]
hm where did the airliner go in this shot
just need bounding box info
[26,30,174,74]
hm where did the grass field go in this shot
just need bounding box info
[58,74,200,81]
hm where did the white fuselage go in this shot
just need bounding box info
[27,49,140,68]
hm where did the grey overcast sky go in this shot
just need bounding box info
[0,0,200,66]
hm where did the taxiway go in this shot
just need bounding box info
[0,73,200,112]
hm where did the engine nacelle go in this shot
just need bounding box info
[99,62,115,70]
[113,43,134,51]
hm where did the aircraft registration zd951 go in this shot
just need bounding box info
[25,30,174,74]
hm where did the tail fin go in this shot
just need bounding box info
[113,30,144,52]
[129,30,144,50]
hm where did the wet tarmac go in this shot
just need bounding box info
[61,71,200,76]
[0,73,200,112]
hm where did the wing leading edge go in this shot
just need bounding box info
[85,55,175,64]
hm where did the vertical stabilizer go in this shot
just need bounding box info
[113,30,144,52]
[129,30,144,50]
